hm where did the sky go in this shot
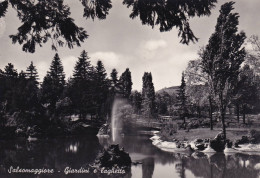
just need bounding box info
[0,0,260,91]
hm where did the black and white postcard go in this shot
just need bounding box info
[0,0,260,177]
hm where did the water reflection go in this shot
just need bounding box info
[98,135,260,178]
[175,157,187,178]
[175,152,260,178]
[142,158,155,178]
[65,142,80,153]
[0,135,259,178]
[0,136,102,178]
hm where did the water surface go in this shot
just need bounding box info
[0,134,260,178]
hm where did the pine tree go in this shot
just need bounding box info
[48,53,65,85]
[1,63,18,112]
[26,61,39,82]
[4,63,18,78]
[24,62,40,111]
[41,53,65,111]
[141,72,155,118]
[119,68,133,99]
[19,70,39,113]
[200,2,246,140]
[71,50,94,119]
[176,72,188,123]
[9,71,26,113]
[73,50,92,80]
[95,61,107,84]
[93,60,109,118]
[41,74,52,106]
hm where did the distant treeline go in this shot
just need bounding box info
[0,49,173,138]
[0,50,135,137]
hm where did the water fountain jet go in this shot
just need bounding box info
[111,98,123,142]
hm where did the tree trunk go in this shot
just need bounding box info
[229,107,232,115]
[242,104,246,124]
[221,108,226,141]
[236,103,239,123]
[197,106,201,118]
[209,96,213,130]
[219,93,226,140]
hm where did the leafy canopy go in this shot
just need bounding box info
[123,0,217,44]
[0,0,218,53]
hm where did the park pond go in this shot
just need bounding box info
[0,134,260,178]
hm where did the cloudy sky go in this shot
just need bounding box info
[0,0,260,91]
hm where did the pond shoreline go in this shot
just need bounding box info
[150,133,260,155]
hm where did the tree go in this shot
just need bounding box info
[1,0,217,52]
[176,72,188,123]
[141,72,155,118]
[109,68,119,95]
[0,64,40,114]
[7,0,88,53]
[48,53,66,85]
[41,53,65,111]
[245,54,260,76]
[249,35,260,54]
[40,74,52,107]
[10,71,27,112]
[80,0,112,20]
[246,35,260,113]
[0,62,40,115]
[186,85,208,117]
[110,68,118,87]
[0,70,6,111]
[73,50,92,80]
[71,50,94,119]
[123,0,217,44]
[0,1,8,18]
[131,90,142,114]
[108,68,119,111]
[200,2,246,140]
[119,68,133,99]
[185,59,215,130]
[12,70,39,114]
[24,62,40,111]
[155,93,168,115]
[3,63,18,78]
[0,63,18,112]
[93,60,109,118]
[26,61,39,83]
[233,65,258,123]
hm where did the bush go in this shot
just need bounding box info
[248,129,260,144]
[95,144,131,168]
[210,132,225,152]
[161,124,177,139]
